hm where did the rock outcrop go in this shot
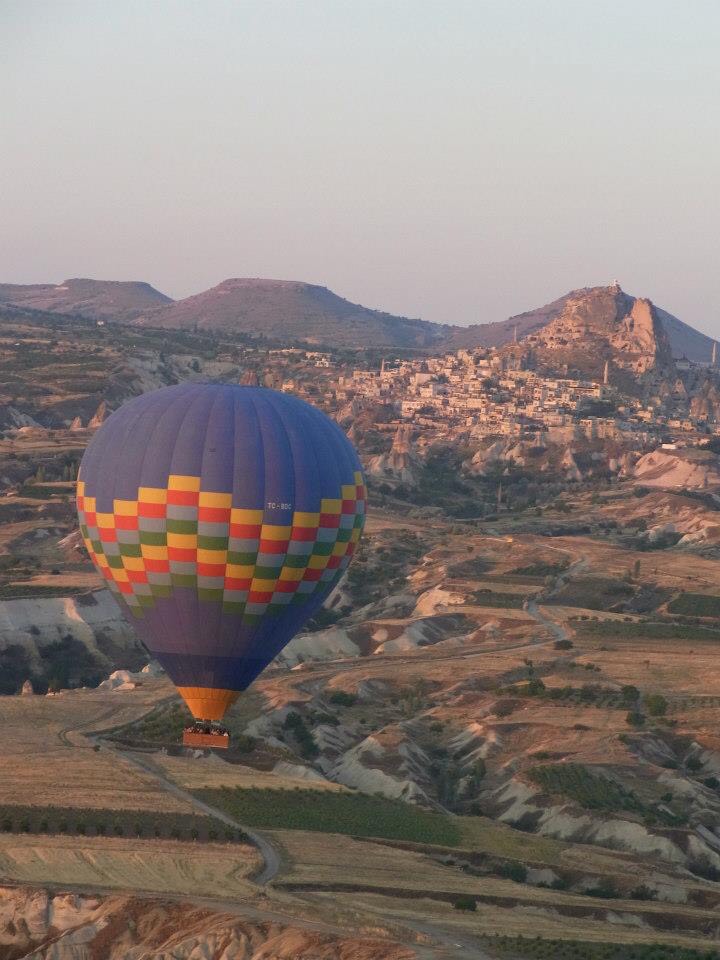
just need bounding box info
[0,887,413,960]
[366,425,421,485]
[633,448,720,491]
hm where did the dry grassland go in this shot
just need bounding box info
[272,830,720,947]
[336,892,720,952]
[0,833,258,896]
[154,754,349,792]
[581,646,720,696]
[0,685,194,812]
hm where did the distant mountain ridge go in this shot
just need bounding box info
[131,277,445,349]
[0,276,714,362]
[0,278,171,322]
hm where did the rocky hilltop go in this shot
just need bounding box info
[0,278,171,322]
[515,285,675,386]
[132,277,444,349]
[453,284,716,363]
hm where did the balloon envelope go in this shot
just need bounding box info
[77,383,366,719]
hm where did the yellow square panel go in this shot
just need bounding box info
[168,475,201,492]
[197,548,227,564]
[139,486,167,504]
[141,545,168,560]
[251,577,278,592]
[76,480,86,496]
[199,491,232,508]
[122,556,146,571]
[112,569,129,583]
[226,563,255,578]
[278,566,304,581]
[320,498,342,514]
[350,528,362,543]
[83,496,97,512]
[308,555,329,570]
[230,508,264,524]
[292,511,319,528]
[114,499,138,516]
[260,525,291,541]
[353,471,363,483]
[341,484,356,499]
[167,533,197,549]
[332,541,349,556]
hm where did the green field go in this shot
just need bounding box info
[0,804,245,843]
[668,593,720,618]
[471,589,526,609]
[527,764,643,813]
[574,620,720,642]
[197,786,461,845]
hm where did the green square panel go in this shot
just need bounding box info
[166,519,198,535]
[311,541,333,556]
[222,601,246,616]
[171,573,197,588]
[139,531,167,546]
[197,535,229,551]
[227,551,259,565]
[150,584,172,599]
[283,554,307,568]
[119,542,142,557]
[198,588,224,603]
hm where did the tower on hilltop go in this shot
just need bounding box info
[603,360,610,385]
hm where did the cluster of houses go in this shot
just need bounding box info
[330,346,720,446]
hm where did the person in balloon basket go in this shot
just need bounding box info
[185,721,229,738]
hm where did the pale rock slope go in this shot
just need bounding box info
[633,448,720,491]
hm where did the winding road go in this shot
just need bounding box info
[93,739,282,885]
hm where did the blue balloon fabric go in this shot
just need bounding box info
[77,383,366,717]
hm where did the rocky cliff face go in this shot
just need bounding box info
[0,590,145,693]
[451,284,715,363]
[0,887,413,960]
[524,285,674,384]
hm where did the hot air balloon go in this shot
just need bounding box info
[76,383,366,748]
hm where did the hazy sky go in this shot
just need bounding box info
[2,1,719,333]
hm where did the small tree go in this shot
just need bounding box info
[499,861,527,883]
[645,694,668,717]
[453,895,477,912]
